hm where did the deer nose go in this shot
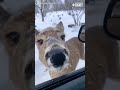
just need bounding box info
[46,48,66,67]
[45,47,68,60]
[51,52,65,68]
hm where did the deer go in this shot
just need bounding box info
[0,4,34,90]
[35,22,85,79]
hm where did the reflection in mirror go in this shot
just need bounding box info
[107,2,120,39]
[78,25,85,43]
[104,0,120,40]
[107,18,120,39]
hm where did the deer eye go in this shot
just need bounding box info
[60,34,65,41]
[6,32,20,45]
[37,39,43,45]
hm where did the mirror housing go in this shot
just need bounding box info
[78,24,85,43]
[103,0,120,40]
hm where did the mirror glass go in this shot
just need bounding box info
[106,2,120,40]
[78,25,85,43]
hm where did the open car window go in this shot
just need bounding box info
[35,0,85,88]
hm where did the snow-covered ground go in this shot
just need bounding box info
[35,10,85,85]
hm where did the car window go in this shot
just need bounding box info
[35,0,85,85]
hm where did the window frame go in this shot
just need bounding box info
[35,67,85,90]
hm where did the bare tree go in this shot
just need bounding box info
[65,0,85,26]
[35,0,85,24]
[41,0,44,21]
[36,0,57,21]
[35,0,44,21]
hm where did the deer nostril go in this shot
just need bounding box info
[24,61,35,80]
[51,53,65,67]
[45,52,51,60]
[64,49,68,55]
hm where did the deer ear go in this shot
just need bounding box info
[35,29,40,36]
[56,21,64,31]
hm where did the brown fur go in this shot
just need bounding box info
[35,23,84,78]
[0,4,34,90]
[49,37,84,78]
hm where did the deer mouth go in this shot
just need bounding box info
[24,60,35,89]
[23,48,35,89]
[47,56,69,72]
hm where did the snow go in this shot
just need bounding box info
[35,10,85,85]
[61,0,65,4]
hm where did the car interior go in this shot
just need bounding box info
[86,0,120,90]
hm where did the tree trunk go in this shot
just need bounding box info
[41,0,44,21]
[41,8,44,21]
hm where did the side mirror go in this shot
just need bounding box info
[78,24,85,43]
[103,0,120,40]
